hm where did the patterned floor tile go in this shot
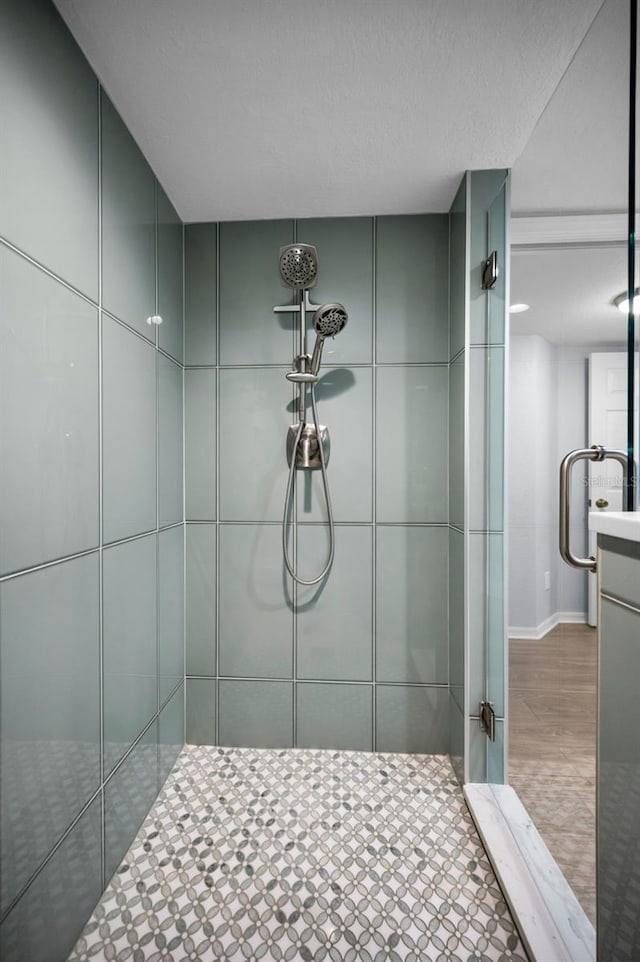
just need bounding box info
[68,746,528,962]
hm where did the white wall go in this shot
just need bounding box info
[509,336,621,635]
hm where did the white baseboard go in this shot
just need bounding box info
[508,610,587,640]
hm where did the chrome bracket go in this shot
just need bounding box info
[481,250,499,290]
[273,289,323,315]
[479,701,496,741]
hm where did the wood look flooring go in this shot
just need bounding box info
[509,623,597,924]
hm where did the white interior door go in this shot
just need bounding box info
[588,352,639,624]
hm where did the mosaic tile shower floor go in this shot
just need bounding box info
[68,745,528,962]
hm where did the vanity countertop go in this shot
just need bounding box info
[589,511,640,543]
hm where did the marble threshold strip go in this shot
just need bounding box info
[464,783,596,962]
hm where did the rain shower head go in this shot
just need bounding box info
[310,303,348,375]
[278,244,318,290]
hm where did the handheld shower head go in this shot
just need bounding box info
[310,303,348,375]
[278,244,318,290]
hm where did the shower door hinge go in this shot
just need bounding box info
[481,251,499,290]
[479,701,496,741]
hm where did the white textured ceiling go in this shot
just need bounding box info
[54,0,602,222]
[511,0,630,214]
[510,0,635,347]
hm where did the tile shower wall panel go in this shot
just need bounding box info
[101,92,156,341]
[186,524,217,676]
[376,214,449,364]
[102,316,157,543]
[219,367,291,522]
[0,0,99,301]
[376,685,449,754]
[185,369,216,520]
[218,681,294,749]
[184,213,450,752]
[0,2,185,954]
[296,683,373,751]
[184,223,217,366]
[0,246,99,575]
[376,365,448,523]
[0,554,100,914]
[296,367,373,523]
[158,527,185,703]
[158,685,185,786]
[186,678,216,746]
[376,525,449,684]
[158,356,184,528]
[219,219,294,365]
[219,524,293,679]
[103,535,158,774]
[157,186,184,363]
[297,217,373,365]
[297,525,373,682]
[104,722,159,883]
[0,797,102,962]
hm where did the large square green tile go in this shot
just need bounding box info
[158,526,184,703]
[296,368,372,523]
[0,797,102,962]
[376,685,448,754]
[0,554,100,914]
[184,223,216,365]
[219,525,293,678]
[296,683,372,751]
[104,723,158,883]
[102,90,156,342]
[0,248,99,574]
[101,92,155,340]
[185,369,216,520]
[0,0,98,300]
[376,526,448,684]
[296,526,373,681]
[219,681,293,748]
[157,186,183,362]
[376,366,448,523]
[158,355,183,527]
[295,217,373,365]
[219,220,295,365]
[103,535,157,774]
[186,524,216,676]
[159,685,184,786]
[219,368,292,521]
[102,317,156,543]
[376,215,448,364]
[186,679,216,746]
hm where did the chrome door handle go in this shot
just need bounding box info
[559,444,629,573]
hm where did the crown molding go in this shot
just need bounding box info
[510,212,634,247]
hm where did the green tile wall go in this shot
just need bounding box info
[0,2,185,957]
[184,214,451,753]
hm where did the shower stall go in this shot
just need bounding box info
[7,1,639,961]
[0,4,511,954]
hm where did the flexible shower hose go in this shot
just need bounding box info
[282,384,335,586]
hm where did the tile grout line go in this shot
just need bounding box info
[97,81,106,891]
[182,221,187,748]
[371,214,377,752]
[215,221,221,747]
[155,176,161,792]
[292,218,298,748]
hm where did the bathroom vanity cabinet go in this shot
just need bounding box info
[591,514,640,961]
